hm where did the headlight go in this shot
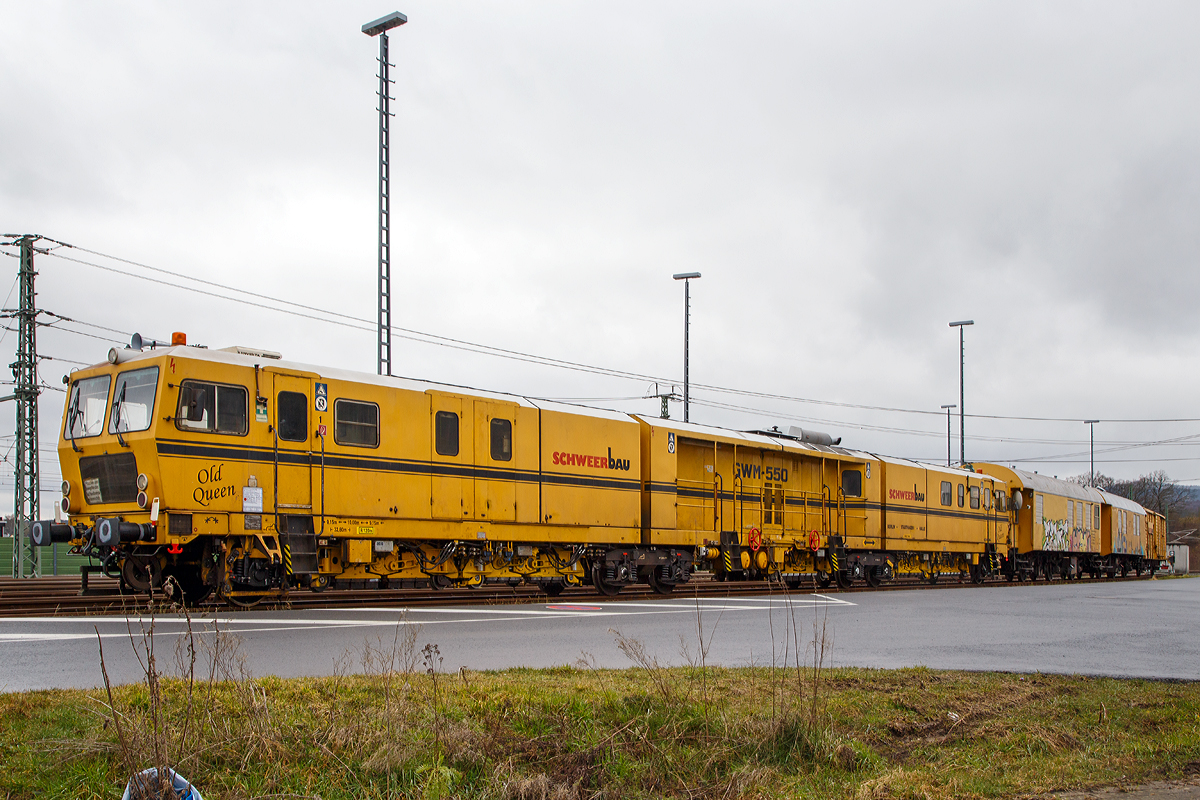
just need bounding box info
[136,473,149,491]
[137,491,149,509]
[61,480,71,497]
[60,497,70,515]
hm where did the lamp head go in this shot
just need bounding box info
[1084,419,1100,424]
[363,11,407,36]
[949,319,975,327]
[673,272,701,280]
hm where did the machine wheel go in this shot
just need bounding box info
[647,568,675,595]
[971,564,986,585]
[816,570,831,590]
[835,570,852,590]
[927,568,939,585]
[591,564,621,596]
[165,572,214,605]
[429,575,452,590]
[121,555,162,593]
[542,581,565,597]
[226,592,265,608]
[864,566,881,588]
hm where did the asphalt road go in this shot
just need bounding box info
[2,576,1196,693]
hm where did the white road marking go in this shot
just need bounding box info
[0,595,857,642]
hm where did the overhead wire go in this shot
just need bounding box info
[35,240,1200,425]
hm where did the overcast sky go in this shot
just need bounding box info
[3,1,1200,514]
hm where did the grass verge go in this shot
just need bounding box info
[1,661,1198,799]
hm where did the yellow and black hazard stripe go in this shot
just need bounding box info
[283,544,293,575]
[724,549,733,574]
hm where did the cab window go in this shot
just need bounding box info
[109,367,159,434]
[277,391,308,442]
[1094,505,1100,529]
[435,411,459,456]
[983,487,992,509]
[176,380,248,435]
[490,418,512,461]
[841,469,862,497]
[957,483,965,508]
[970,486,980,510]
[335,399,379,448]
[941,481,952,506]
[65,375,111,440]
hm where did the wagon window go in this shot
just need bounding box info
[1094,505,1100,529]
[435,411,459,456]
[277,391,308,442]
[970,486,980,509]
[983,487,991,509]
[65,374,111,440]
[941,481,952,506]
[841,469,862,497]
[957,483,965,508]
[109,367,159,434]
[490,418,512,462]
[335,399,379,448]
[176,380,248,435]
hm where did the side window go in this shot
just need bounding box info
[983,487,991,509]
[941,481,952,506]
[176,381,248,435]
[970,486,980,509]
[490,418,512,461]
[957,483,965,508]
[335,399,379,448]
[277,391,308,442]
[841,469,862,497]
[1094,505,1100,529]
[435,411,459,456]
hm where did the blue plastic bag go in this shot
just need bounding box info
[120,768,203,800]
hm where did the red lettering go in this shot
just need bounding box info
[587,456,595,468]
[553,452,560,465]
[602,457,608,469]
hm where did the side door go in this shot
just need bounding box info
[430,392,474,520]
[475,401,517,522]
[271,372,313,515]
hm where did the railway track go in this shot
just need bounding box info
[0,571,1157,618]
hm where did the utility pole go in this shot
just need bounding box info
[363,11,407,377]
[672,272,701,422]
[3,234,42,578]
[949,319,974,464]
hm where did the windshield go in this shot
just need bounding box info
[65,375,112,440]
[108,367,160,434]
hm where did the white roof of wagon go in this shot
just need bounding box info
[633,415,869,458]
[873,455,1009,486]
[1096,489,1146,515]
[1009,467,1104,503]
[90,344,644,424]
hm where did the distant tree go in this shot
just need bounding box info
[1066,472,1117,491]
[1109,470,1187,518]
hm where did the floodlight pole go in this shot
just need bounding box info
[941,404,956,467]
[363,11,407,377]
[1084,420,1099,486]
[949,320,974,464]
[673,272,701,423]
